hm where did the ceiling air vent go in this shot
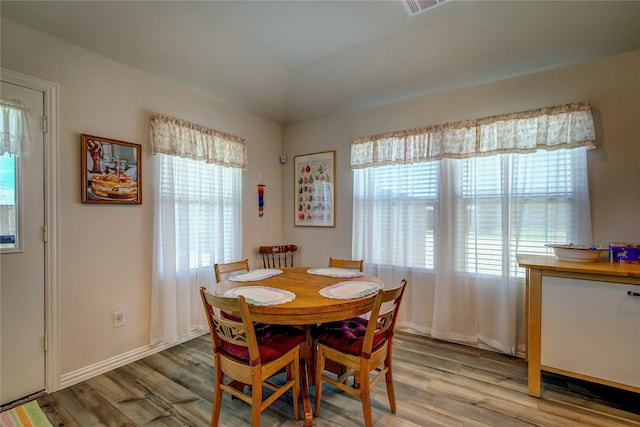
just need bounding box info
[402,0,448,17]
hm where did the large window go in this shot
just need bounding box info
[353,162,438,269]
[350,103,595,355]
[454,148,589,277]
[155,154,242,274]
[149,114,245,346]
[353,147,590,278]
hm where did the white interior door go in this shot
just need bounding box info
[0,80,46,406]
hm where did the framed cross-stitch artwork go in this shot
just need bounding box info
[294,150,335,227]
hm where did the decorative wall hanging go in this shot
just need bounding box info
[81,134,142,204]
[258,184,265,217]
[294,150,335,227]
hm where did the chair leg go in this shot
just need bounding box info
[314,347,325,417]
[359,368,373,427]
[385,358,397,413]
[292,358,301,420]
[211,371,223,427]
[250,377,262,427]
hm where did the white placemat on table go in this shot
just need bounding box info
[223,286,295,306]
[229,268,283,282]
[319,281,380,300]
[307,267,365,278]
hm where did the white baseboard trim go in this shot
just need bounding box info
[58,330,207,390]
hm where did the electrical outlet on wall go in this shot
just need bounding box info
[113,307,126,328]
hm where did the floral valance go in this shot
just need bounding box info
[150,114,247,169]
[1,98,32,157]
[350,102,596,169]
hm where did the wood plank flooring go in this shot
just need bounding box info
[36,332,639,426]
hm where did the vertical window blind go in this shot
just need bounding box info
[454,148,589,278]
[353,162,438,269]
[155,154,241,274]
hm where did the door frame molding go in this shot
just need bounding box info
[1,68,60,393]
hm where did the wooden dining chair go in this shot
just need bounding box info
[214,259,249,283]
[313,279,407,427]
[259,245,297,268]
[328,257,364,272]
[199,287,305,427]
[324,257,366,379]
[213,259,276,397]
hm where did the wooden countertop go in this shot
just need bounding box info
[516,253,640,278]
[519,253,640,397]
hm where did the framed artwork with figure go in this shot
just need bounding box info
[294,150,335,227]
[81,134,142,204]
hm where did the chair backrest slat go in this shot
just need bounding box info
[214,259,249,283]
[213,317,249,346]
[328,257,363,272]
[259,245,297,268]
[200,288,259,358]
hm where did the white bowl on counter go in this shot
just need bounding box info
[545,244,610,262]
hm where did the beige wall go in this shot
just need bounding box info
[283,49,640,267]
[3,14,640,389]
[1,18,284,376]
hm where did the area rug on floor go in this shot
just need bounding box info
[0,400,52,427]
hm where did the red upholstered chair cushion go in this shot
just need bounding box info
[314,317,387,356]
[221,311,269,330]
[221,311,241,321]
[221,324,305,363]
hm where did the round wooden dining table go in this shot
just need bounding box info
[214,266,383,426]
[214,266,382,324]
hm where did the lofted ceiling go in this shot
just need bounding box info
[2,1,640,124]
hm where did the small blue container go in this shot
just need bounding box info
[609,242,640,264]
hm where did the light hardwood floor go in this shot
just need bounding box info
[36,332,639,426]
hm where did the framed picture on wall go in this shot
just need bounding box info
[294,150,335,227]
[81,134,142,204]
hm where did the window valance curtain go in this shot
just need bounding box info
[1,98,31,157]
[149,114,247,169]
[350,102,595,169]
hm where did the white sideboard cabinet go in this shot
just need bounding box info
[517,254,640,397]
